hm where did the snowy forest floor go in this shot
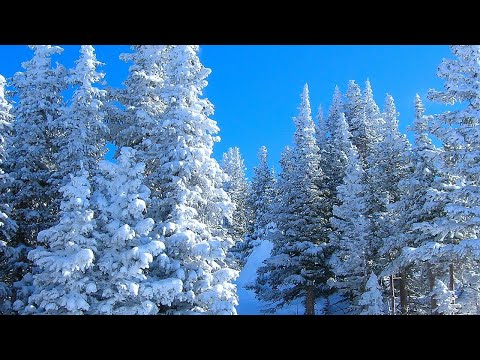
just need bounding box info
[235,241,344,315]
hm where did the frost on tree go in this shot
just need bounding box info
[244,145,276,258]
[221,147,252,267]
[0,74,19,314]
[380,95,443,314]
[255,84,329,314]
[329,113,371,312]
[26,170,97,314]
[52,45,108,186]
[358,273,385,315]
[112,45,167,151]
[153,45,238,314]
[422,45,480,313]
[111,46,169,219]
[366,95,411,275]
[221,147,250,241]
[7,45,67,247]
[431,279,459,315]
[344,80,368,160]
[91,147,180,315]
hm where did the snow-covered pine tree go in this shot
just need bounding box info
[7,45,67,247]
[344,80,369,160]
[315,105,327,149]
[329,112,371,312]
[324,86,346,193]
[221,147,252,267]
[431,279,460,315]
[52,45,108,187]
[152,45,238,314]
[380,95,443,314]
[111,45,166,152]
[0,74,19,314]
[249,146,276,243]
[421,45,480,314]
[358,272,385,315]
[221,147,250,241]
[109,45,169,223]
[91,147,180,315]
[0,74,15,244]
[255,84,328,315]
[26,170,97,314]
[363,79,384,143]
[366,94,411,314]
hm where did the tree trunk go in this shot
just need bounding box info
[449,264,454,291]
[390,274,396,315]
[399,269,408,315]
[305,285,315,315]
[426,263,437,314]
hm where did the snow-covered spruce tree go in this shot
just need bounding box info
[248,146,276,244]
[109,46,171,225]
[221,147,250,241]
[363,79,384,143]
[0,75,16,244]
[52,45,108,187]
[152,45,238,314]
[431,279,460,315]
[365,94,411,314]
[324,86,346,192]
[419,45,480,314]
[380,95,444,314]
[111,45,166,152]
[255,84,329,315]
[221,147,252,268]
[91,147,180,315]
[315,105,327,149]
[26,170,97,314]
[7,45,67,247]
[0,74,19,314]
[358,272,386,315]
[329,113,371,312]
[344,80,369,160]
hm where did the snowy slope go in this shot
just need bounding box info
[235,240,273,314]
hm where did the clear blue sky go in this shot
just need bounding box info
[0,45,452,179]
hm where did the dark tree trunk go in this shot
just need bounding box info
[390,274,396,315]
[449,264,454,291]
[426,263,437,314]
[399,269,408,315]
[305,285,315,315]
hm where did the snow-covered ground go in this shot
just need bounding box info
[236,240,333,315]
[235,240,273,314]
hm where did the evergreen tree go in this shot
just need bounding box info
[363,79,384,142]
[249,146,276,241]
[91,147,180,315]
[0,74,19,313]
[152,45,238,314]
[255,84,328,314]
[110,45,168,223]
[366,94,411,313]
[380,95,443,314]
[358,272,385,315]
[221,147,250,241]
[221,147,252,267]
[26,170,97,314]
[329,113,371,311]
[52,45,108,185]
[431,279,460,315]
[344,80,368,159]
[7,45,67,246]
[420,45,480,313]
